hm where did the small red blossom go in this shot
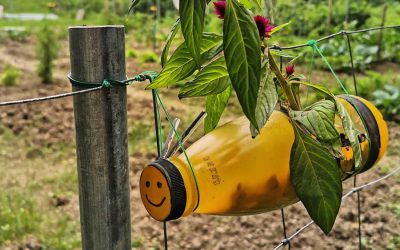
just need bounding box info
[253,15,274,40]
[286,65,295,76]
[213,1,226,20]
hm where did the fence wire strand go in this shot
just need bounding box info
[270,25,400,51]
[0,86,103,107]
[272,167,400,250]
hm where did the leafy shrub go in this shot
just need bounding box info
[0,65,21,86]
[126,48,138,58]
[36,25,58,84]
[356,71,388,98]
[0,28,31,42]
[140,51,158,63]
[373,85,400,122]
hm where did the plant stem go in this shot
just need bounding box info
[267,50,300,110]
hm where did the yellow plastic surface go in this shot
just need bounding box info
[356,96,389,162]
[172,112,298,215]
[140,97,388,220]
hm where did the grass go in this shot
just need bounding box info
[0,127,81,249]
[0,191,40,245]
[0,0,52,13]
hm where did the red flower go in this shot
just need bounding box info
[213,1,226,20]
[253,15,274,40]
[286,65,295,76]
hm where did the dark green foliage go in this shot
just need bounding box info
[373,85,400,122]
[36,25,58,84]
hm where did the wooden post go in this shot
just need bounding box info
[69,26,131,250]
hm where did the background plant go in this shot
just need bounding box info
[36,24,58,84]
[0,64,21,86]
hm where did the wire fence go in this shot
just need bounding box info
[0,25,400,250]
[272,167,400,250]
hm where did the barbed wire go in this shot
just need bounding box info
[272,166,400,250]
[270,25,400,51]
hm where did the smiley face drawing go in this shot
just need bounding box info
[140,159,187,221]
[140,165,172,221]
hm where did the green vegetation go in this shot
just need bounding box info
[0,128,81,249]
[0,192,40,244]
[0,64,21,86]
[126,48,138,58]
[387,235,400,250]
[36,25,58,84]
[373,85,400,122]
[140,50,159,63]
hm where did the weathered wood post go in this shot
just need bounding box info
[69,26,131,250]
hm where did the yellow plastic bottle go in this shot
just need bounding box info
[140,96,389,221]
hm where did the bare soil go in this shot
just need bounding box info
[0,38,399,250]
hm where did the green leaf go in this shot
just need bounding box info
[335,98,362,171]
[204,85,232,133]
[240,0,261,9]
[290,100,343,159]
[291,81,334,98]
[270,21,291,35]
[250,59,278,137]
[290,124,342,234]
[179,0,206,67]
[270,50,295,58]
[179,57,230,98]
[290,100,338,142]
[161,18,181,68]
[223,0,261,129]
[148,33,222,89]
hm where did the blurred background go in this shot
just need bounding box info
[0,0,399,249]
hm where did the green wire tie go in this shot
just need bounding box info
[67,71,159,88]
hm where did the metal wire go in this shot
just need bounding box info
[344,32,362,249]
[0,86,103,107]
[272,167,400,250]
[270,25,400,51]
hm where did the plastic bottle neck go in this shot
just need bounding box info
[169,157,199,217]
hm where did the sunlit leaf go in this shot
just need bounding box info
[179,57,230,98]
[148,33,222,89]
[290,124,342,234]
[179,0,207,67]
[223,0,261,129]
[291,81,334,98]
[161,18,181,67]
[240,0,262,9]
[270,21,291,35]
